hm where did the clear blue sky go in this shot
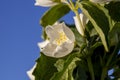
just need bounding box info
[0,0,46,80]
[0,0,74,80]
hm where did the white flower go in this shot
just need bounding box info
[73,13,88,36]
[27,63,37,80]
[35,0,58,7]
[38,22,75,58]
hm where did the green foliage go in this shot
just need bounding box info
[107,22,120,69]
[33,53,58,80]
[85,21,98,37]
[113,69,120,79]
[70,25,86,48]
[77,1,111,52]
[33,52,81,80]
[73,62,88,80]
[105,1,120,22]
[51,52,80,80]
[32,1,120,80]
[52,0,61,2]
[40,4,70,27]
[109,22,120,46]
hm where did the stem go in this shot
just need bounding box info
[87,57,95,80]
[69,0,75,9]
[101,67,107,80]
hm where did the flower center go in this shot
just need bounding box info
[55,32,68,46]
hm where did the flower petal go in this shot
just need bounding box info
[35,0,58,7]
[41,43,57,57]
[27,63,37,80]
[54,42,74,57]
[80,13,88,28]
[38,40,49,51]
[38,40,58,57]
[73,15,84,36]
[62,22,75,42]
[45,26,59,42]
[73,13,88,36]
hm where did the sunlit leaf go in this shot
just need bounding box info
[77,1,112,52]
[50,52,80,80]
[40,4,70,27]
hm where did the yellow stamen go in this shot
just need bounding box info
[55,32,68,46]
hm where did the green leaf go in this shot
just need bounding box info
[91,42,102,51]
[33,53,58,80]
[54,59,64,72]
[107,23,120,67]
[112,68,120,79]
[70,25,86,47]
[73,64,88,80]
[106,41,120,69]
[109,22,120,46]
[52,0,61,2]
[50,52,80,80]
[105,1,120,22]
[40,4,70,27]
[85,21,98,37]
[77,1,111,52]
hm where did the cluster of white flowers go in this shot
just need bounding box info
[34,0,115,7]
[27,22,76,80]
[27,0,115,80]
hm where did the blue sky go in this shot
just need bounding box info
[0,0,44,80]
[0,0,74,80]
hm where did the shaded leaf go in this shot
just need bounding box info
[112,68,120,79]
[105,1,120,22]
[85,21,98,37]
[109,22,120,46]
[70,25,86,47]
[33,53,58,80]
[73,63,88,80]
[107,23,120,68]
